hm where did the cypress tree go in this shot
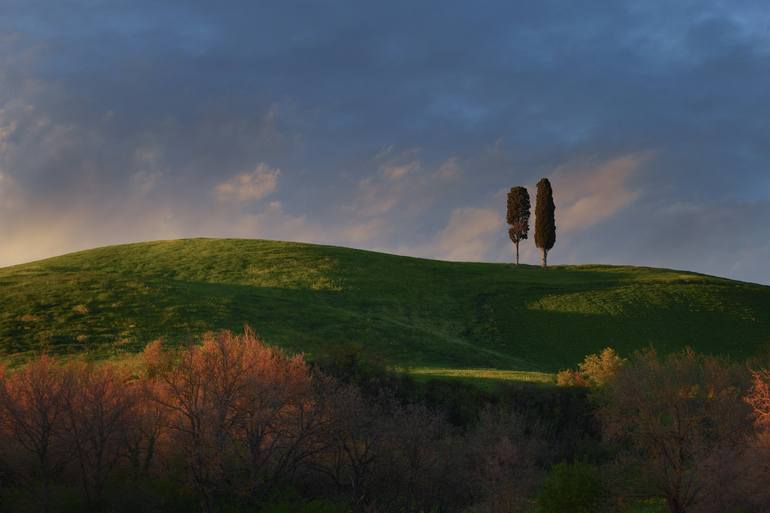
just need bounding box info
[506,186,530,265]
[535,178,556,268]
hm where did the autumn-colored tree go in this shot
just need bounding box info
[556,347,625,388]
[63,361,139,511]
[0,355,72,513]
[741,369,770,510]
[534,178,556,268]
[506,186,530,265]
[599,350,750,513]
[230,334,330,502]
[123,379,166,483]
[746,369,770,429]
[144,329,329,512]
[144,335,245,513]
[579,347,625,387]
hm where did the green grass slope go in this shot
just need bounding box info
[0,238,768,372]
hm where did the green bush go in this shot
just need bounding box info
[620,500,666,513]
[258,497,349,513]
[536,460,604,513]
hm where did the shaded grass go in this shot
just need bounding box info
[0,238,768,372]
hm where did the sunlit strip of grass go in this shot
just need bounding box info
[405,367,556,384]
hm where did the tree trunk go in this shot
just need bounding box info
[41,476,50,513]
[515,242,520,265]
[666,496,686,513]
[541,249,548,268]
[200,490,216,513]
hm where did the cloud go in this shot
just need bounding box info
[131,170,162,195]
[433,157,461,182]
[350,148,424,216]
[223,201,317,242]
[0,194,320,267]
[0,203,184,267]
[0,170,21,209]
[348,149,467,224]
[0,116,16,154]
[339,218,387,244]
[425,207,503,261]
[552,154,647,235]
[354,177,401,216]
[568,197,770,284]
[383,160,420,180]
[214,163,280,203]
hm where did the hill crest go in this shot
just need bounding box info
[0,238,768,372]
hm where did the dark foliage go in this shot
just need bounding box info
[534,178,556,267]
[311,343,423,411]
[599,349,754,513]
[506,186,531,265]
[537,460,605,513]
[496,383,603,465]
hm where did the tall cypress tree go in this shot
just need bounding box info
[506,186,530,265]
[535,178,556,268]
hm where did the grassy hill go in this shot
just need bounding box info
[0,238,768,375]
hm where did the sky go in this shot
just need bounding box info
[0,1,769,284]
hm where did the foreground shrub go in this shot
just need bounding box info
[495,382,600,465]
[461,408,541,513]
[555,369,586,387]
[258,491,349,513]
[536,460,604,513]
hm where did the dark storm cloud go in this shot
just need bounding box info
[0,0,768,283]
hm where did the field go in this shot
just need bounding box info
[0,238,768,374]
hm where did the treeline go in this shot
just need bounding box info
[0,330,572,513]
[1,333,770,513]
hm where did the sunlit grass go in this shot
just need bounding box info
[407,367,556,384]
